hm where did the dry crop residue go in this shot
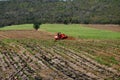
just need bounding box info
[0,39,120,80]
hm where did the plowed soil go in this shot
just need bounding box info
[0,30,120,80]
[0,30,76,40]
[83,24,120,32]
[0,30,54,39]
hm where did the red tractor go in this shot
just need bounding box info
[54,32,68,40]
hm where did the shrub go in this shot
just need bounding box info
[63,20,69,25]
[33,22,41,31]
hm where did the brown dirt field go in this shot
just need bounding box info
[66,36,76,40]
[0,30,54,39]
[83,24,120,32]
[0,30,76,40]
[0,31,120,79]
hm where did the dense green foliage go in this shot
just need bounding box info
[0,0,120,27]
[33,22,41,30]
[0,24,120,39]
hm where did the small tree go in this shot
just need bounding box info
[63,20,69,25]
[33,22,41,31]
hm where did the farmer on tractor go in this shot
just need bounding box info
[54,32,68,41]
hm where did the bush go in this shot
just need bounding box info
[63,20,69,25]
[33,22,41,31]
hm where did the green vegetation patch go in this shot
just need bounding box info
[0,24,33,30]
[41,24,120,39]
[0,24,120,39]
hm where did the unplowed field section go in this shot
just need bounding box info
[0,39,120,80]
[84,24,120,32]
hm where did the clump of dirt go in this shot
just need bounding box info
[66,36,76,40]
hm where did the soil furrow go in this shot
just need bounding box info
[17,42,72,80]
[36,46,97,80]
[54,45,120,78]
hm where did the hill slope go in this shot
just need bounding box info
[0,0,120,26]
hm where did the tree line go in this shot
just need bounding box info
[0,0,120,27]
